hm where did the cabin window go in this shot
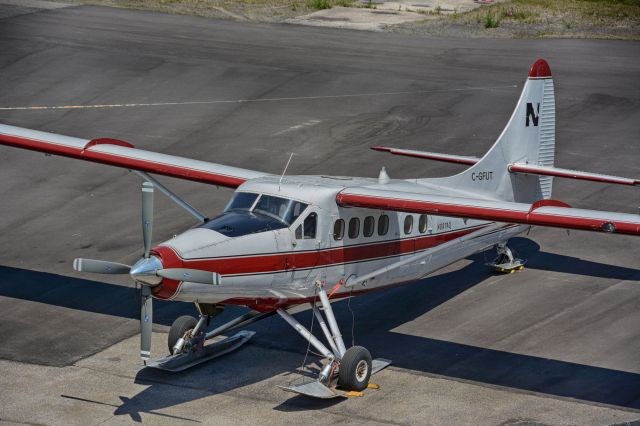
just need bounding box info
[378,214,389,236]
[333,219,345,241]
[295,212,317,239]
[419,214,428,233]
[363,216,375,237]
[348,217,360,239]
[404,215,413,235]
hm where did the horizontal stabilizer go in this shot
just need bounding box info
[371,146,479,165]
[509,163,639,186]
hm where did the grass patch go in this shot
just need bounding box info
[308,0,330,9]
[456,0,640,24]
[51,0,639,39]
[51,0,354,21]
[483,11,500,28]
[440,0,640,38]
[306,0,354,10]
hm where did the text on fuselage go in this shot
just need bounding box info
[437,221,452,231]
[471,171,493,181]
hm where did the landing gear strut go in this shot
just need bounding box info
[168,315,199,354]
[277,281,390,398]
[489,242,525,273]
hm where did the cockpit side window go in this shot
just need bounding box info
[286,200,307,225]
[225,192,258,211]
[295,212,317,240]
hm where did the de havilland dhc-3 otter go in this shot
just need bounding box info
[1,59,638,398]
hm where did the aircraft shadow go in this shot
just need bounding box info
[0,265,195,326]
[1,237,639,420]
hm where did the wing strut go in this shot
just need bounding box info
[134,171,208,222]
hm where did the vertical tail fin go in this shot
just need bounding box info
[431,59,556,203]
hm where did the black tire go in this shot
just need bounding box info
[338,346,372,391]
[168,315,197,354]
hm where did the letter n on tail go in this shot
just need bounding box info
[526,102,540,127]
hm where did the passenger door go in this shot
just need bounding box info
[290,207,326,288]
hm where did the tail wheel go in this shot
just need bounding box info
[168,315,197,354]
[338,346,372,391]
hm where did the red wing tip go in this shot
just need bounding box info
[371,146,392,152]
[528,59,552,79]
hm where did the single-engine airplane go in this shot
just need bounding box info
[1,59,638,398]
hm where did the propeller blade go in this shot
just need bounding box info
[140,285,153,361]
[157,268,221,285]
[142,181,154,258]
[73,258,131,274]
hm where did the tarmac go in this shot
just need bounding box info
[0,2,639,425]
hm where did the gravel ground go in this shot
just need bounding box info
[43,0,640,39]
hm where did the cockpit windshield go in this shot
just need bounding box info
[253,195,307,225]
[200,192,308,237]
[225,192,258,211]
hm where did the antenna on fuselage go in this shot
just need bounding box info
[279,152,295,191]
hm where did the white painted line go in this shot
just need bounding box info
[274,119,322,136]
[0,85,518,111]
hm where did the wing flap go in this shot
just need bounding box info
[337,187,640,236]
[0,124,266,188]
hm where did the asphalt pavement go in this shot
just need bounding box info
[0,2,639,424]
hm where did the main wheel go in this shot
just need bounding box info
[338,346,372,391]
[168,315,197,354]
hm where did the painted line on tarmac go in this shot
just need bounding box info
[0,85,518,111]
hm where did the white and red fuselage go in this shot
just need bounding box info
[152,175,525,311]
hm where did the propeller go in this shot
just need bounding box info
[72,258,130,274]
[72,181,221,361]
[142,182,153,259]
[140,284,153,360]
[157,268,221,285]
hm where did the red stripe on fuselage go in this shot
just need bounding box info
[151,225,488,300]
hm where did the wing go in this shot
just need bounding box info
[0,124,267,188]
[337,184,640,236]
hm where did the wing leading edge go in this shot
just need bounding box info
[0,124,266,188]
[337,186,640,236]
